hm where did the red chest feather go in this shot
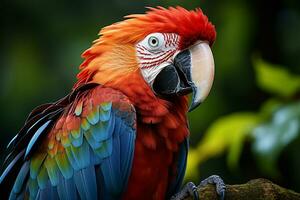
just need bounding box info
[104,70,189,200]
[123,102,189,200]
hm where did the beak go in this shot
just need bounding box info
[152,41,215,112]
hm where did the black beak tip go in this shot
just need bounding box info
[188,100,201,112]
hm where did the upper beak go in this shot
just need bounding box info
[186,41,215,111]
[152,41,215,111]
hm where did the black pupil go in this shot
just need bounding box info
[151,39,157,45]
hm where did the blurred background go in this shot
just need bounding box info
[1,0,300,193]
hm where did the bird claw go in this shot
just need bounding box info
[170,175,226,200]
[170,182,199,200]
[199,175,226,200]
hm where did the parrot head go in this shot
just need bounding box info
[76,6,216,111]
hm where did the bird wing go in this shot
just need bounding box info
[166,138,189,199]
[0,83,136,200]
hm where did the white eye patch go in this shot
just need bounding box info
[136,32,180,85]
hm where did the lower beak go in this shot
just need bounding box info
[152,41,215,111]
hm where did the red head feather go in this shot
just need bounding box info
[122,6,216,48]
[76,6,216,88]
[96,6,216,49]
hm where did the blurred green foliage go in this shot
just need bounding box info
[1,0,300,193]
[254,57,300,97]
[186,112,259,180]
[253,101,300,178]
[186,57,300,191]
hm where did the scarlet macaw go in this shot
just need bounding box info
[0,6,225,200]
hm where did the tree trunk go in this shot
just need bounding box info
[184,179,300,200]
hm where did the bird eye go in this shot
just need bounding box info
[148,36,160,48]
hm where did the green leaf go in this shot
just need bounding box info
[185,113,260,180]
[258,98,284,122]
[254,57,300,97]
[252,101,300,177]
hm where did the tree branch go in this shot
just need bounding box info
[184,179,300,200]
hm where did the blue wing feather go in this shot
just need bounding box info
[2,85,136,200]
[119,122,135,187]
[73,165,97,200]
[12,161,29,194]
[73,171,87,200]
[64,176,78,200]
[57,174,77,200]
[100,136,122,196]
[70,139,90,169]
[0,150,25,184]
[25,120,52,158]
[38,181,59,200]
[166,138,189,199]
[82,165,98,199]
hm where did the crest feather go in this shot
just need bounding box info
[75,6,216,88]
